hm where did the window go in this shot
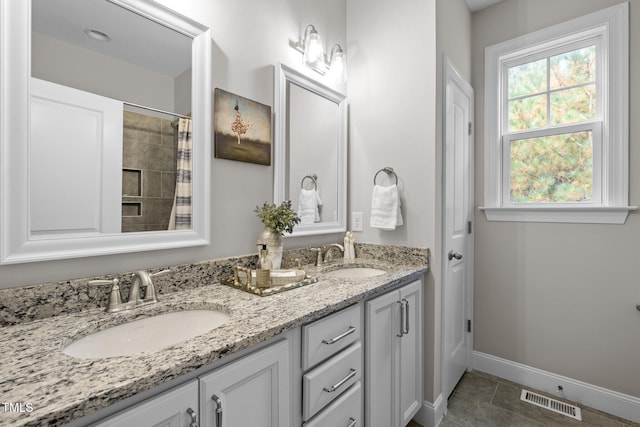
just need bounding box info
[482,3,633,224]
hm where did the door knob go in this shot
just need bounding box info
[448,250,463,261]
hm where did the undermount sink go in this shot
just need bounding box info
[323,267,387,279]
[62,309,230,359]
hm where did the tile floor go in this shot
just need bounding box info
[407,370,639,427]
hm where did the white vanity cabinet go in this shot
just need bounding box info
[301,304,363,426]
[199,338,291,427]
[91,380,199,427]
[78,275,424,427]
[89,338,291,427]
[365,279,423,427]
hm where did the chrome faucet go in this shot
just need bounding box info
[131,269,171,304]
[323,243,345,263]
[89,269,170,313]
[311,243,345,266]
[130,271,154,303]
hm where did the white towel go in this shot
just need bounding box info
[370,184,403,230]
[298,189,323,224]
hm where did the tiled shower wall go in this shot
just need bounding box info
[122,110,177,232]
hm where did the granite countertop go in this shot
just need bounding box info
[0,258,427,426]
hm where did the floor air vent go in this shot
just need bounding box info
[520,389,582,421]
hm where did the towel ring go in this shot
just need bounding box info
[373,167,398,186]
[301,174,318,190]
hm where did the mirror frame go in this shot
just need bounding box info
[0,0,212,264]
[274,63,347,236]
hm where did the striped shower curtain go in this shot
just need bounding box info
[168,118,192,230]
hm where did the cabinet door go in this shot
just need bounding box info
[398,280,423,426]
[365,290,399,427]
[92,380,198,427]
[200,339,290,427]
[365,280,423,427]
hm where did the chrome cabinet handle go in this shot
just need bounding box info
[397,300,407,337]
[186,407,199,427]
[323,368,357,393]
[322,326,356,345]
[448,250,463,260]
[402,298,410,335]
[347,417,357,427]
[212,395,223,427]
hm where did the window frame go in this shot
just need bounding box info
[481,2,633,224]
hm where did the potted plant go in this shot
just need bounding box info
[255,201,300,269]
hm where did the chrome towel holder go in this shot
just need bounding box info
[374,167,398,186]
[301,174,318,190]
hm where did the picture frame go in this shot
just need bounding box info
[214,88,272,166]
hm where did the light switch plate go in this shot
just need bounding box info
[352,212,363,231]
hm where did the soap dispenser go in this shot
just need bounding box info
[255,244,272,288]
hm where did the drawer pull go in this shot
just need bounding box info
[212,394,223,427]
[402,298,410,335]
[347,418,357,427]
[322,326,356,345]
[323,368,357,393]
[186,407,199,427]
[397,300,405,337]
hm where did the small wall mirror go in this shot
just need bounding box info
[274,63,347,236]
[0,0,212,264]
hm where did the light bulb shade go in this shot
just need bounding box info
[303,28,326,73]
[327,45,347,84]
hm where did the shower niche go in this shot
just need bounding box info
[121,109,186,233]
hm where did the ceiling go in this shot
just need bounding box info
[32,0,192,78]
[465,0,505,12]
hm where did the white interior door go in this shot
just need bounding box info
[30,77,123,237]
[443,58,474,400]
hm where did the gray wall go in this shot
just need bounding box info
[347,0,437,402]
[472,0,640,397]
[1,0,347,287]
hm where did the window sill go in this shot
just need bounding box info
[479,206,637,224]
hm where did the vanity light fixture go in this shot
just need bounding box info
[84,29,111,42]
[326,44,347,84]
[302,25,325,73]
[292,25,347,83]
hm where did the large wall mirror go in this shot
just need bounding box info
[274,63,347,236]
[0,0,212,264]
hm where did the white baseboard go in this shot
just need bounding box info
[413,393,445,427]
[473,351,640,423]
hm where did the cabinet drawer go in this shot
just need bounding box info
[302,304,361,370]
[303,381,362,427]
[303,342,362,420]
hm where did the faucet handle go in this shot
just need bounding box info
[89,279,123,312]
[310,248,323,266]
[150,269,171,278]
[88,278,118,286]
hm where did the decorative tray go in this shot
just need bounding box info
[221,266,319,296]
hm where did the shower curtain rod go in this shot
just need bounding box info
[123,101,191,120]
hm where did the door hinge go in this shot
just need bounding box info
[468,122,472,135]
[467,319,472,333]
[467,221,472,234]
